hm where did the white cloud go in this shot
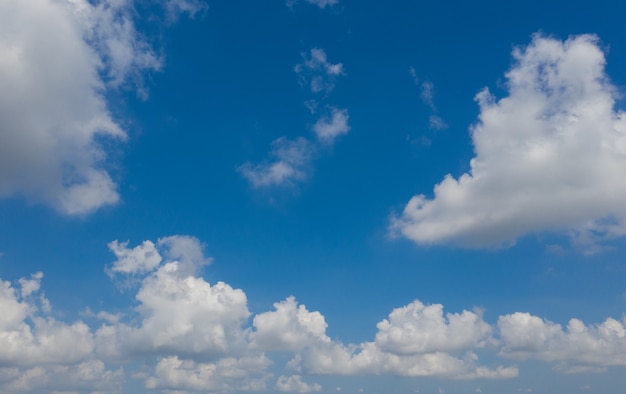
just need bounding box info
[0,0,203,215]
[276,299,515,379]
[144,355,271,392]
[0,361,124,393]
[498,312,626,373]
[393,34,626,248]
[0,277,94,367]
[239,137,314,188]
[33,237,626,391]
[252,296,330,351]
[107,240,162,275]
[374,300,492,354]
[298,341,517,378]
[295,49,344,94]
[276,374,322,393]
[312,107,351,144]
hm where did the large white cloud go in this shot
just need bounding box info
[393,34,626,248]
[498,312,626,373]
[0,0,201,215]
[252,296,330,351]
[290,299,513,379]
[374,300,492,354]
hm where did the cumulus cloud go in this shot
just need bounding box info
[24,236,626,392]
[239,137,314,188]
[498,312,626,373]
[374,300,492,354]
[291,299,513,379]
[252,296,330,351]
[107,240,162,275]
[144,355,271,392]
[99,236,248,359]
[0,276,94,367]
[276,374,322,393]
[0,0,203,215]
[394,34,626,248]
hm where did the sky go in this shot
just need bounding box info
[2,0,626,393]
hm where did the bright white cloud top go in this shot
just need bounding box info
[393,34,626,248]
[4,236,626,392]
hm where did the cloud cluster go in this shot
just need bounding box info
[240,49,350,189]
[0,0,202,215]
[394,34,626,249]
[0,236,576,392]
[499,312,626,373]
[3,236,626,392]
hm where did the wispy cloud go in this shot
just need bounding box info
[240,49,349,189]
[239,137,314,188]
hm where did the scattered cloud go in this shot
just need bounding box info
[296,48,345,95]
[239,137,315,188]
[313,107,351,143]
[409,68,448,131]
[394,34,626,249]
[240,48,349,189]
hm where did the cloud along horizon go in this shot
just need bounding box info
[3,235,626,392]
[393,34,626,250]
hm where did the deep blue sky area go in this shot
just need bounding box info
[2,0,626,393]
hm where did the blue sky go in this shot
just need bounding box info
[2,0,626,393]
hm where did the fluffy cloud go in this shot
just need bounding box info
[374,300,492,354]
[144,355,271,392]
[498,312,626,373]
[107,240,162,275]
[393,34,626,248]
[252,296,330,351]
[312,107,351,144]
[14,236,626,392]
[0,275,94,367]
[239,137,314,188]
[0,361,124,393]
[292,299,513,379]
[99,236,248,359]
[298,341,517,378]
[276,374,322,393]
[0,0,203,215]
